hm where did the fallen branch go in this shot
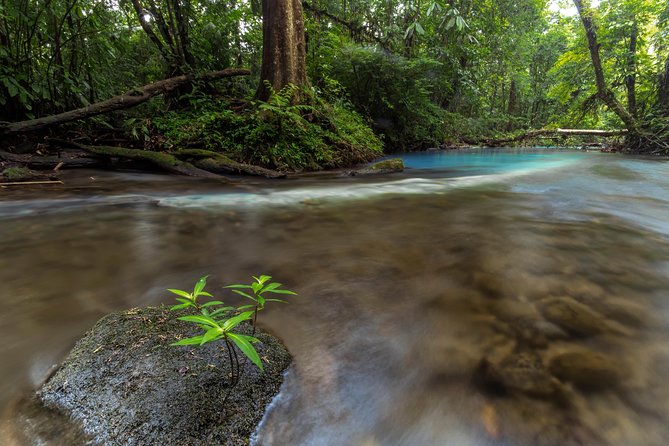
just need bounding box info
[171,149,286,179]
[0,68,251,135]
[484,128,628,146]
[0,180,64,186]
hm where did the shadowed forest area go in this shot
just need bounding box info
[1,0,668,178]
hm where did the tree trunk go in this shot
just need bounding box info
[0,69,250,134]
[572,0,637,131]
[256,0,308,101]
[659,54,669,115]
[625,21,637,117]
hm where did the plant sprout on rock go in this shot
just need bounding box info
[167,275,296,387]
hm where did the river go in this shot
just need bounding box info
[1,148,668,445]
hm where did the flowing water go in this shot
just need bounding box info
[1,148,669,445]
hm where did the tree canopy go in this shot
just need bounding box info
[1,0,668,165]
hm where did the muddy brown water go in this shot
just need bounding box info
[1,149,668,445]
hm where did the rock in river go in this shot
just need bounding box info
[33,307,291,446]
[548,350,626,391]
[538,296,632,337]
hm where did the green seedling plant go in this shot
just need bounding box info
[167,275,296,388]
[225,275,297,336]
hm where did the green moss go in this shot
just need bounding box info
[370,158,404,171]
[152,96,383,172]
[2,166,35,181]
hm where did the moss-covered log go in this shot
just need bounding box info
[61,142,229,180]
[172,149,287,178]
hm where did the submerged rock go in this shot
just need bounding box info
[34,307,291,446]
[348,158,404,176]
[538,296,632,337]
[548,350,626,390]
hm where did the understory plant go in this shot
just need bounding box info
[167,275,296,387]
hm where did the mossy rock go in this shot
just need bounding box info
[349,158,405,176]
[34,307,291,446]
[2,166,38,182]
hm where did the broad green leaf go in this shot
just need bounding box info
[175,297,192,305]
[221,311,254,331]
[193,276,209,296]
[232,289,256,301]
[257,275,272,284]
[260,282,282,293]
[228,332,263,371]
[199,292,214,298]
[178,314,220,328]
[415,22,425,35]
[201,300,225,308]
[171,335,205,346]
[168,289,193,300]
[169,303,191,311]
[258,295,266,307]
[251,282,263,294]
[201,326,224,345]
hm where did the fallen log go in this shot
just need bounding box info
[0,68,250,135]
[484,128,628,146]
[0,150,105,169]
[171,149,286,179]
[55,141,229,180]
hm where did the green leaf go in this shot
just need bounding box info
[169,303,191,311]
[210,307,235,318]
[172,335,205,346]
[199,292,214,298]
[228,332,263,371]
[175,297,192,305]
[224,284,253,289]
[415,22,425,35]
[260,282,282,293]
[201,326,224,345]
[257,275,272,284]
[201,300,225,307]
[168,289,193,300]
[178,314,220,328]
[265,298,288,304]
[232,289,256,301]
[236,304,256,310]
[221,311,254,331]
[193,276,209,296]
[251,282,263,294]
[265,289,297,295]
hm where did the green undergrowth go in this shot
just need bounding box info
[152,88,383,171]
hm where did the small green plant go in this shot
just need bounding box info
[225,275,297,336]
[167,275,296,387]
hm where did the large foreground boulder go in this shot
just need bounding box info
[33,307,291,445]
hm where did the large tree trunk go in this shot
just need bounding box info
[256,0,308,101]
[572,0,637,132]
[0,69,250,135]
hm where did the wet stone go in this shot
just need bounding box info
[34,307,292,446]
[549,350,626,391]
[538,296,631,337]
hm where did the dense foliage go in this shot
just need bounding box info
[1,0,668,158]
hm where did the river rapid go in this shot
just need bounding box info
[1,148,668,445]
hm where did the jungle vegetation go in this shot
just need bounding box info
[0,0,668,175]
